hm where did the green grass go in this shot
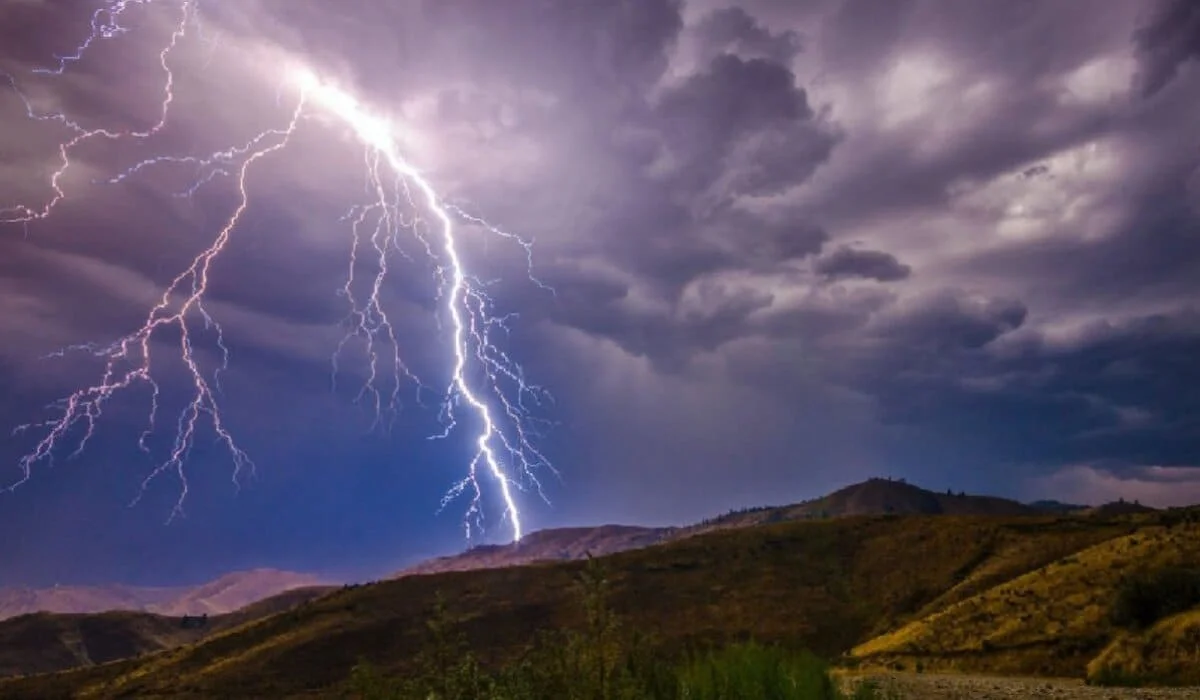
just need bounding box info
[676,644,835,700]
[348,642,896,700]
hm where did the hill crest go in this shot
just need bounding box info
[394,477,1063,579]
[0,568,328,622]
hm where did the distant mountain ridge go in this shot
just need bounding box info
[0,568,328,621]
[0,585,336,678]
[691,477,1042,530]
[397,525,676,577]
[394,477,1133,579]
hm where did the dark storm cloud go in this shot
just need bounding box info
[1133,0,1200,98]
[537,264,776,370]
[213,0,1200,507]
[792,1,1145,226]
[870,309,1200,469]
[3,0,1200,588]
[873,293,1027,352]
[655,52,834,198]
[692,6,803,64]
[815,246,911,282]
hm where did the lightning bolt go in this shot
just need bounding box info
[1,0,554,541]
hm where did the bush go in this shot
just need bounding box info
[1111,566,1200,630]
[676,643,833,700]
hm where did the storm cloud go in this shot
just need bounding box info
[0,0,1197,586]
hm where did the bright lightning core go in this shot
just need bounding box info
[1,1,555,542]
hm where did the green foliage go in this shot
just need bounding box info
[348,659,405,700]
[675,643,832,700]
[1110,566,1200,630]
[348,640,868,700]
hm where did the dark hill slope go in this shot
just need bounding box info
[691,478,1039,533]
[0,586,335,680]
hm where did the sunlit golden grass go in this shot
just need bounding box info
[851,522,1200,677]
[1087,607,1200,686]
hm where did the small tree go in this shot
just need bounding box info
[408,591,492,700]
[576,554,623,700]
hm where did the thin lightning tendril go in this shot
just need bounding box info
[1,0,553,541]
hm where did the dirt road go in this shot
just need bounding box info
[838,672,1200,699]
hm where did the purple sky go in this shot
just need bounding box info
[1,0,1198,587]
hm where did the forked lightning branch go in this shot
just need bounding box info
[1,0,554,542]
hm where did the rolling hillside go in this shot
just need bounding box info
[397,525,675,577]
[8,509,1194,698]
[0,586,183,622]
[0,586,335,680]
[850,514,1200,680]
[394,478,1060,578]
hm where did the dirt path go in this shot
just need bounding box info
[838,672,1200,699]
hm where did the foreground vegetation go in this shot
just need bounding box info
[348,559,894,700]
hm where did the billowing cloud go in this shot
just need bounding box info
[1133,0,1200,98]
[815,246,911,282]
[0,0,1198,585]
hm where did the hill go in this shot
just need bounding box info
[0,568,328,622]
[0,585,335,680]
[1028,499,1090,514]
[1088,606,1200,686]
[146,569,328,616]
[397,525,674,577]
[0,586,184,622]
[850,511,1200,681]
[394,478,1046,579]
[0,477,1042,685]
[1084,500,1158,518]
[693,479,1041,533]
[8,510,1192,698]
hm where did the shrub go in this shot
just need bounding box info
[1110,566,1200,630]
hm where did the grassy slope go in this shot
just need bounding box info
[0,513,1149,699]
[0,611,206,678]
[1087,607,1200,686]
[851,518,1200,678]
[0,586,336,682]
